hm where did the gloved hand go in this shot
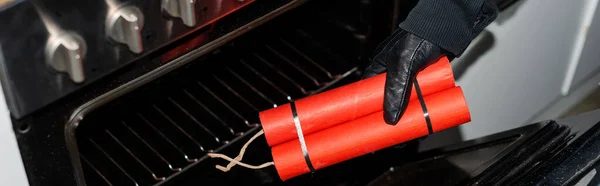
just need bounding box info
[363,28,452,125]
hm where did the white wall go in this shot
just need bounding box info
[0,85,29,185]
[455,0,600,140]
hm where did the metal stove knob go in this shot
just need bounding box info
[162,0,197,27]
[106,6,144,53]
[45,33,87,83]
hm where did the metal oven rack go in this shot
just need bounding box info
[74,16,361,185]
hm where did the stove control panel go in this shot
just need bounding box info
[162,0,197,27]
[45,32,87,83]
[106,6,145,54]
[0,0,256,118]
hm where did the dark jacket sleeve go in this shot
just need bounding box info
[399,0,498,56]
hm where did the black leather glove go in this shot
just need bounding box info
[363,28,451,125]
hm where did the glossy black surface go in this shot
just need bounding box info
[72,1,396,185]
[14,0,598,185]
[12,0,399,185]
[11,0,303,185]
[517,111,600,186]
[0,0,254,118]
[75,14,360,185]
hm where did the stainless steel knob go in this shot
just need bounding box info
[45,33,87,83]
[162,0,197,27]
[106,6,144,53]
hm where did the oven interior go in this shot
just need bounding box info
[7,0,598,185]
[73,0,419,185]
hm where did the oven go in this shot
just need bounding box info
[0,0,412,185]
[2,0,600,186]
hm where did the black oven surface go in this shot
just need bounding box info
[74,7,362,185]
[11,0,399,185]
[10,0,600,185]
[71,1,389,184]
[10,0,311,185]
[0,0,258,118]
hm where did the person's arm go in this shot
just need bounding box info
[363,0,498,125]
[400,0,498,56]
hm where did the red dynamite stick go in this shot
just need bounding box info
[270,87,471,181]
[260,57,454,147]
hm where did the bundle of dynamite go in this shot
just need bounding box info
[208,57,471,181]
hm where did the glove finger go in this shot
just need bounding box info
[362,59,386,79]
[382,37,427,125]
[362,29,407,79]
[362,40,391,79]
[383,69,416,125]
